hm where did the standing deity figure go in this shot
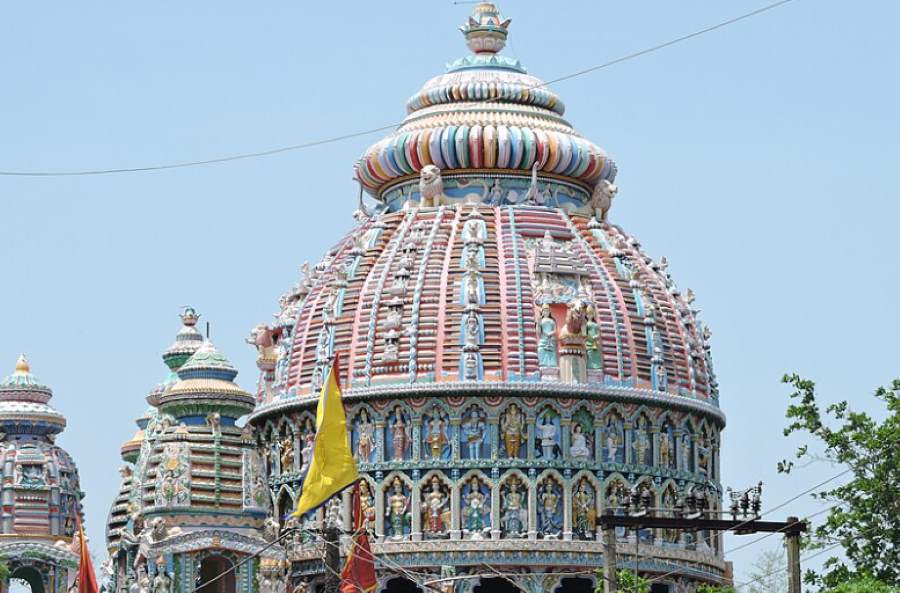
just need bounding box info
[682,434,693,471]
[502,405,525,459]
[501,478,526,538]
[358,480,376,535]
[537,415,558,459]
[461,409,485,459]
[539,483,562,536]
[698,436,711,475]
[633,418,650,465]
[464,310,480,350]
[280,435,295,473]
[584,305,602,370]
[462,477,488,538]
[387,477,409,539]
[425,413,447,459]
[356,410,375,462]
[422,477,449,538]
[152,569,172,593]
[464,272,480,305]
[606,421,621,463]
[390,407,408,460]
[537,305,558,367]
[659,429,672,468]
[573,481,596,539]
[570,423,591,460]
[489,178,504,205]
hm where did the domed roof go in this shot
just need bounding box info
[162,307,204,371]
[356,2,615,211]
[0,355,67,435]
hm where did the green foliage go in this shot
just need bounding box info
[779,375,900,589]
[592,569,650,593]
[697,584,735,593]
[820,575,900,593]
[0,561,8,580]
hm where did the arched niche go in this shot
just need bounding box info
[197,555,236,593]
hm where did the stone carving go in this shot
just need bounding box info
[154,442,190,508]
[500,476,527,538]
[463,310,481,351]
[584,305,602,370]
[354,410,376,463]
[660,423,676,469]
[590,179,618,222]
[501,405,525,459]
[538,479,563,538]
[460,407,487,460]
[632,416,652,466]
[536,412,559,460]
[358,480,376,535]
[151,568,172,593]
[573,479,597,540]
[605,416,624,464]
[386,406,410,460]
[570,423,591,461]
[537,305,558,367]
[463,271,481,306]
[419,165,445,207]
[421,476,450,539]
[462,476,489,540]
[422,407,450,460]
[386,477,411,540]
[280,434,295,473]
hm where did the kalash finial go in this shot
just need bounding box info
[14,354,30,375]
[460,2,511,55]
[180,306,200,327]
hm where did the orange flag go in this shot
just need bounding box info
[340,482,377,593]
[77,517,100,593]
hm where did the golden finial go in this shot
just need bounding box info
[14,354,30,375]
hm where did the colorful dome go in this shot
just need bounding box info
[356,2,616,211]
[162,307,204,371]
[0,355,67,435]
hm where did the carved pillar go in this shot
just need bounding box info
[674,429,685,473]
[490,482,501,540]
[489,417,499,461]
[563,479,573,541]
[375,486,385,542]
[624,422,634,465]
[450,418,461,461]
[375,422,385,463]
[560,418,571,460]
[527,480,538,540]
[526,418,535,461]
[412,420,421,462]
[450,484,461,540]
[651,427,660,467]
[594,420,604,462]
[411,481,422,542]
[692,435,700,475]
[341,488,353,543]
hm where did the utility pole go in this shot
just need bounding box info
[786,516,801,593]
[602,513,618,593]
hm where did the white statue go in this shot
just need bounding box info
[419,165,444,207]
[590,179,618,222]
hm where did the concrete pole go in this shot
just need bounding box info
[786,517,801,593]
[603,522,618,593]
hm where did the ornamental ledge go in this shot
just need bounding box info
[249,381,726,426]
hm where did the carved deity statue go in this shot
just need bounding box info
[358,480,376,535]
[606,420,622,463]
[660,428,674,468]
[390,407,408,460]
[280,435,294,473]
[574,481,596,539]
[422,477,449,538]
[461,409,486,459]
[464,272,480,305]
[355,410,375,463]
[462,477,488,538]
[584,305,602,370]
[570,423,591,460]
[386,477,410,539]
[633,418,651,465]
[151,570,172,593]
[464,310,480,350]
[501,405,525,459]
[537,305,558,367]
[424,410,448,459]
[501,478,526,538]
[537,415,558,459]
[539,482,562,537]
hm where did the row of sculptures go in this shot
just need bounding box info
[285,471,719,551]
[262,404,718,479]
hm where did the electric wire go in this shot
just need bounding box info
[0,0,797,178]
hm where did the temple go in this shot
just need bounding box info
[247,3,727,592]
[0,357,86,593]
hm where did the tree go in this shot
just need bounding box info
[744,548,787,593]
[779,375,899,589]
[697,585,735,593]
[593,569,650,593]
[820,575,899,593]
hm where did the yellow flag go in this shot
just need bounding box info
[293,354,359,517]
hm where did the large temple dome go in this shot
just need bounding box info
[248,3,728,591]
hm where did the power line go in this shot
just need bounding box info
[0,0,797,178]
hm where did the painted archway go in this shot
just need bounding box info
[197,555,236,593]
[9,566,45,593]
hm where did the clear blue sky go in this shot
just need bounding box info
[1,0,897,584]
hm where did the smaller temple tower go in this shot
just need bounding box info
[0,356,85,593]
[106,310,282,593]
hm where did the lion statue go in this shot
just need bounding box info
[418,165,445,207]
[560,300,588,340]
[590,179,618,222]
